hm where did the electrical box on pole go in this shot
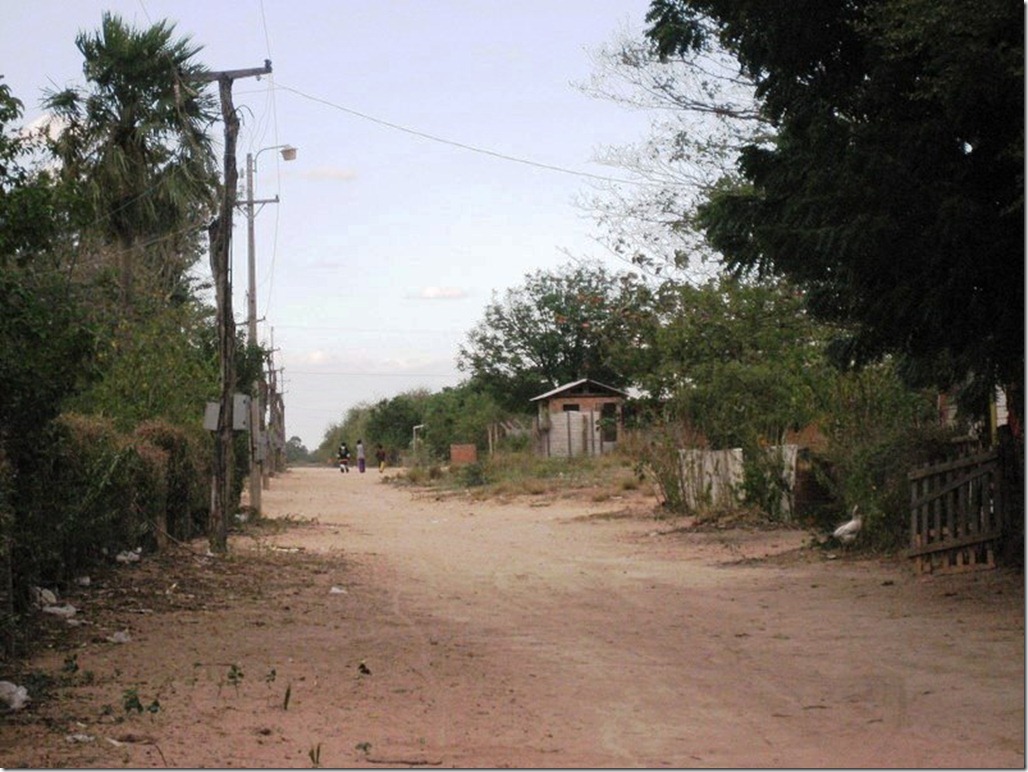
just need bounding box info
[203,394,251,431]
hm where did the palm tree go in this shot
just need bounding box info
[44,12,218,308]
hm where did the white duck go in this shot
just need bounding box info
[833,505,862,544]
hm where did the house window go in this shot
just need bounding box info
[562,404,580,412]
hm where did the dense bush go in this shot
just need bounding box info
[133,420,211,541]
[454,461,488,487]
[16,415,141,590]
[813,425,957,551]
[12,414,212,597]
[64,303,220,432]
[813,365,956,550]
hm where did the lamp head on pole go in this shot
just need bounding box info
[252,144,298,172]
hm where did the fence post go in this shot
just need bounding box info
[996,426,1024,565]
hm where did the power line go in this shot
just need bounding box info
[135,0,153,23]
[258,0,274,61]
[247,0,285,325]
[257,0,285,323]
[275,83,655,187]
[273,324,464,334]
[288,370,458,377]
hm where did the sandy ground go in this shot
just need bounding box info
[1,465,1024,769]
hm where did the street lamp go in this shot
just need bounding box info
[243,144,297,515]
[245,144,296,345]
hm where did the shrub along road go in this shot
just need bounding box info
[2,466,1023,767]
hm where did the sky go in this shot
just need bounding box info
[2,0,661,450]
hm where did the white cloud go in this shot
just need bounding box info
[18,112,66,141]
[303,166,358,182]
[298,350,333,365]
[411,286,468,300]
[302,258,347,270]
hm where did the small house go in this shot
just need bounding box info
[531,378,627,457]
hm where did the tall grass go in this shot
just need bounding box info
[398,450,642,499]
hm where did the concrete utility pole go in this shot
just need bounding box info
[263,327,282,482]
[271,366,286,472]
[242,144,296,511]
[268,364,286,473]
[265,344,276,480]
[201,60,272,554]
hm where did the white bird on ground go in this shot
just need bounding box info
[833,505,862,544]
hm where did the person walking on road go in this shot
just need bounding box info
[375,444,387,473]
[337,442,350,473]
[356,439,366,473]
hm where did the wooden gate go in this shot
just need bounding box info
[908,449,1003,573]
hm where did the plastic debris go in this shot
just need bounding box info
[65,734,95,744]
[75,576,91,587]
[329,586,348,595]
[42,604,77,619]
[31,587,57,607]
[0,681,30,711]
[106,630,132,644]
[116,548,142,564]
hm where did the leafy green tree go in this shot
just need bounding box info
[0,267,96,478]
[458,263,648,410]
[624,277,838,517]
[0,83,99,650]
[284,436,310,464]
[0,82,96,478]
[319,396,426,463]
[644,0,1024,418]
[43,12,218,307]
[35,14,234,454]
[64,299,219,430]
[420,385,507,457]
[319,403,370,461]
[0,80,68,265]
[645,278,833,446]
[364,391,434,457]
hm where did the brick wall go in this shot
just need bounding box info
[450,444,478,466]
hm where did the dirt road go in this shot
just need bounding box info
[3,466,1024,768]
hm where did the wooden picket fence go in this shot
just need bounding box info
[908,447,1004,574]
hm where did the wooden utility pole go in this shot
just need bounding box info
[263,328,280,481]
[203,60,272,554]
[271,366,286,472]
